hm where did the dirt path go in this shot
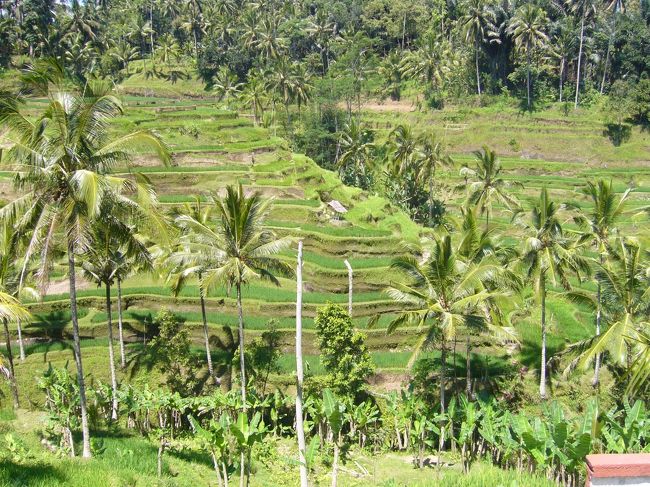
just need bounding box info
[47,275,91,295]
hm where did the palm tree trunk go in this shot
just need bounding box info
[199,277,215,383]
[575,14,585,109]
[67,238,92,458]
[295,241,309,487]
[429,168,435,224]
[344,259,353,317]
[117,277,126,368]
[559,58,565,102]
[593,257,603,386]
[2,318,19,409]
[466,336,472,397]
[16,320,25,361]
[105,282,119,420]
[539,278,547,399]
[438,341,447,453]
[526,49,531,110]
[475,39,482,96]
[600,16,616,94]
[236,281,247,407]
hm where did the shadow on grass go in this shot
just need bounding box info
[603,123,632,146]
[0,461,67,485]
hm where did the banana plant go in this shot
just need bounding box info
[411,415,438,468]
[37,365,81,457]
[345,398,379,448]
[602,399,648,453]
[322,389,346,487]
[230,411,267,487]
[456,395,481,473]
[189,414,232,487]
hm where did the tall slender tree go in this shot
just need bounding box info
[516,188,589,399]
[465,146,519,231]
[178,185,293,408]
[573,180,630,386]
[508,4,549,110]
[167,198,218,383]
[460,0,498,96]
[380,235,506,418]
[569,0,598,108]
[0,80,169,456]
[415,133,453,224]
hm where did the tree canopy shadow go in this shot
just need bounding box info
[0,461,67,485]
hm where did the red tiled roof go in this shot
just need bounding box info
[587,454,650,478]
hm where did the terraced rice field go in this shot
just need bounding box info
[4,91,649,386]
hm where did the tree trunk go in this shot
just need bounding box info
[2,319,19,409]
[117,278,126,368]
[438,341,447,453]
[105,283,119,420]
[16,320,25,361]
[539,278,547,399]
[239,451,245,487]
[199,276,215,383]
[559,58,565,103]
[68,238,92,458]
[295,241,309,487]
[593,256,603,387]
[466,336,472,397]
[236,281,247,407]
[331,439,340,487]
[211,452,224,487]
[475,39,482,96]
[575,14,585,109]
[429,168,435,224]
[223,461,229,487]
[344,259,353,317]
[526,49,531,110]
[157,438,165,477]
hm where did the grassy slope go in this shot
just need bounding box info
[0,409,555,487]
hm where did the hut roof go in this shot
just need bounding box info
[327,200,347,213]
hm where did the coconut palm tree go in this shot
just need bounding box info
[381,235,506,414]
[82,199,152,420]
[465,146,520,231]
[568,0,598,108]
[456,206,520,394]
[550,21,575,103]
[241,73,268,126]
[165,197,218,384]
[306,11,338,74]
[0,80,169,457]
[177,185,293,407]
[212,66,243,110]
[387,124,418,176]
[0,219,33,409]
[400,34,454,97]
[569,238,649,394]
[337,118,375,189]
[508,4,549,110]
[459,0,499,96]
[516,188,590,399]
[573,180,631,386]
[415,133,453,224]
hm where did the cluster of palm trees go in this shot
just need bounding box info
[337,122,453,224]
[0,82,292,458]
[384,146,649,408]
[2,0,637,116]
[213,62,313,126]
